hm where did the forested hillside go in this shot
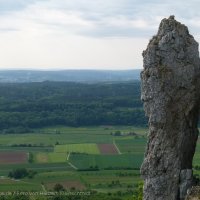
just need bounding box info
[0,81,147,133]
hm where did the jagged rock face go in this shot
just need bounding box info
[141,16,200,200]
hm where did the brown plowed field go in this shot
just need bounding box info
[97,144,118,155]
[0,152,28,164]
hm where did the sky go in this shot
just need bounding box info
[0,0,200,70]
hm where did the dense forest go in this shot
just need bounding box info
[0,81,147,133]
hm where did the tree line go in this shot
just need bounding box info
[0,81,147,133]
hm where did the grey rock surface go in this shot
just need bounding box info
[179,169,193,199]
[140,16,200,200]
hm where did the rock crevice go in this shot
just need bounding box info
[141,16,200,200]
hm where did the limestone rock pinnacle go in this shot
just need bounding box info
[141,16,200,200]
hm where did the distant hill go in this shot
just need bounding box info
[0,69,141,83]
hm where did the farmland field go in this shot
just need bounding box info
[35,152,68,163]
[0,151,28,164]
[97,144,118,154]
[55,143,100,154]
[0,126,147,200]
[45,180,86,190]
[115,138,146,154]
[0,126,142,146]
[69,153,144,170]
[5,125,200,199]
[0,163,74,176]
[48,152,67,163]
[80,170,141,187]
[35,152,49,163]
[0,178,42,192]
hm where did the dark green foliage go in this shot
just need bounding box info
[194,165,200,170]
[133,182,143,200]
[0,81,147,132]
[8,168,37,179]
[113,131,121,136]
[53,183,65,192]
[28,152,34,163]
[8,168,28,179]
[27,169,37,178]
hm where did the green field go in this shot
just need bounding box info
[69,153,144,170]
[115,138,146,154]
[80,170,141,188]
[0,179,42,192]
[0,126,145,146]
[35,152,68,163]
[55,143,100,154]
[48,152,67,163]
[0,163,74,176]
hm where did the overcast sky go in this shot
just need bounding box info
[0,0,200,70]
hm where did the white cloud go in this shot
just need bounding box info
[101,16,152,29]
[0,0,166,37]
[1,0,200,38]
[0,0,199,69]
[0,31,147,69]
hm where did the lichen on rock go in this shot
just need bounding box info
[141,16,200,200]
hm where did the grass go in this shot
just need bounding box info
[0,168,142,193]
[35,152,49,163]
[31,171,82,187]
[0,169,141,193]
[48,152,67,163]
[69,153,144,170]
[34,170,79,181]
[0,178,42,192]
[0,126,146,146]
[115,138,146,154]
[0,146,53,152]
[80,170,141,187]
[35,152,67,163]
[54,145,67,153]
[0,163,74,176]
[55,143,100,154]
[193,138,200,166]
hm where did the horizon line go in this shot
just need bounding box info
[0,68,142,71]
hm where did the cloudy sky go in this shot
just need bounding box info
[0,0,199,70]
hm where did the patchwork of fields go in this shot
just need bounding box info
[0,139,145,169]
[1,126,200,199]
[33,141,125,166]
[0,140,144,171]
[0,126,147,199]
